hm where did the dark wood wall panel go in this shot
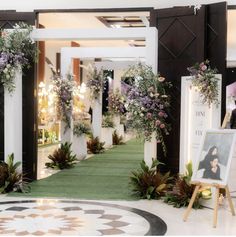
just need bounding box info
[205,2,227,120]
[150,3,227,173]
[150,6,206,173]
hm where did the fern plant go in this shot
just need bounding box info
[45,142,77,169]
[163,162,202,209]
[130,159,172,200]
[112,130,125,145]
[87,136,105,154]
[0,154,30,193]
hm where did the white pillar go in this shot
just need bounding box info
[144,132,157,167]
[60,120,73,144]
[4,68,22,171]
[60,48,73,144]
[92,93,102,139]
[113,70,122,92]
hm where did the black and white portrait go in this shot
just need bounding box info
[192,130,236,185]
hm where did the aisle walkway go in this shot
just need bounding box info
[10,139,143,200]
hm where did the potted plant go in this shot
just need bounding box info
[101,114,114,148]
[72,121,91,160]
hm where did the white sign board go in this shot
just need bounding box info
[179,75,222,173]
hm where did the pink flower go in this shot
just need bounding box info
[158,111,164,117]
[155,120,161,126]
[200,64,207,71]
[160,124,165,129]
[147,113,152,119]
[158,77,165,82]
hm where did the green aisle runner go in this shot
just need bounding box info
[10,139,143,200]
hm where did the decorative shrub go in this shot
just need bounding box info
[0,154,30,193]
[73,122,91,137]
[107,89,126,115]
[102,114,114,128]
[46,142,77,169]
[163,162,202,209]
[87,136,105,154]
[112,130,125,145]
[86,65,105,100]
[130,159,172,200]
[187,60,219,107]
[124,63,172,155]
[0,22,38,93]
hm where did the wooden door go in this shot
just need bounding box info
[0,12,37,180]
[205,2,227,120]
[150,6,206,173]
[150,3,227,173]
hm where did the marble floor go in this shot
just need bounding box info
[0,196,235,236]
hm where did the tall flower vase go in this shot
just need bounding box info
[4,68,22,171]
[144,132,157,167]
[72,134,87,160]
[92,93,102,139]
[101,127,113,148]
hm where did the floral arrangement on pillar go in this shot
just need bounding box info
[86,65,105,101]
[73,121,91,137]
[187,60,219,107]
[107,89,126,115]
[124,63,172,155]
[0,22,38,93]
[52,73,76,131]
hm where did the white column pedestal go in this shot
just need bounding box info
[92,94,102,139]
[61,120,73,144]
[4,69,22,171]
[101,127,113,148]
[72,134,87,160]
[144,133,157,167]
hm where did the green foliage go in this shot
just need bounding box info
[130,159,172,200]
[73,122,91,137]
[87,136,105,154]
[112,130,125,145]
[102,114,114,128]
[46,142,77,169]
[0,154,30,194]
[163,161,202,209]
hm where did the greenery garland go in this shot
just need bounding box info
[0,22,38,93]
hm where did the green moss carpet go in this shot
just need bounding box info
[10,139,143,200]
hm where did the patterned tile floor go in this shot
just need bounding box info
[0,197,236,235]
[0,199,166,236]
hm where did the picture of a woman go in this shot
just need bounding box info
[198,146,221,180]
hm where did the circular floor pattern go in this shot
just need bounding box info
[0,200,167,236]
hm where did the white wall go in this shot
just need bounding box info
[0,0,235,11]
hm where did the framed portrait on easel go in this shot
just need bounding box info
[192,129,236,186]
[184,129,236,228]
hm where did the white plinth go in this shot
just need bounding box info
[144,133,157,167]
[4,69,22,171]
[61,120,73,144]
[72,134,87,160]
[101,127,113,148]
[179,75,222,173]
[113,115,120,128]
[92,95,102,139]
